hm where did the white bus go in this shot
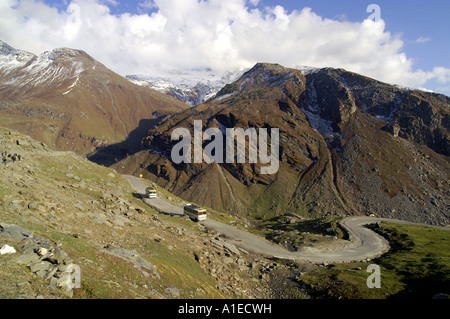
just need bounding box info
[184,204,207,221]
[146,187,157,199]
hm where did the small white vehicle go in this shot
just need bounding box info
[184,204,207,222]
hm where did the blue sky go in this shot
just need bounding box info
[1,0,449,95]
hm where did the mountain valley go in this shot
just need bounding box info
[0,41,449,300]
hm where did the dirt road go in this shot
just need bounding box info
[122,174,446,263]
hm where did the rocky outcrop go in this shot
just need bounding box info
[302,68,450,156]
[0,223,78,297]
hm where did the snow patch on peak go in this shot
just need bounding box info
[63,76,80,95]
[47,48,85,61]
[2,50,84,90]
[0,42,85,90]
[0,41,35,62]
[295,65,321,75]
[0,41,36,75]
[0,40,17,56]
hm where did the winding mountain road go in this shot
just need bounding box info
[122,175,447,263]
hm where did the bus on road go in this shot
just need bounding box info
[184,204,207,221]
[146,187,157,199]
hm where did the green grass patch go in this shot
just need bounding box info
[297,222,450,299]
[250,215,345,250]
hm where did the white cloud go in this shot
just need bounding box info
[0,0,449,93]
[432,66,450,84]
[414,36,431,44]
[138,0,157,12]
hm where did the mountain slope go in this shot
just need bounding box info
[0,40,189,155]
[113,63,449,226]
[0,126,274,299]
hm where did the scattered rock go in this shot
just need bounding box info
[73,203,84,211]
[37,247,48,256]
[29,261,53,273]
[0,221,79,297]
[15,251,40,265]
[223,257,234,264]
[165,286,180,297]
[110,215,131,227]
[12,240,78,297]
[87,212,107,224]
[46,247,72,265]
[210,239,240,255]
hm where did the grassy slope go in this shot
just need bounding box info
[0,127,248,299]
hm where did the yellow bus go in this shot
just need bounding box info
[145,187,157,199]
[184,204,207,221]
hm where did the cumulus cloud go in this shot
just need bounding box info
[0,0,449,93]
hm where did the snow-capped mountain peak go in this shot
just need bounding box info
[0,42,85,95]
[127,68,245,106]
[0,41,36,75]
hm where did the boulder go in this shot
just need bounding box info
[29,261,54,273]
[0,244,16,255]
[47,247,72,265]
[210,239,240,255]
[165,286,180,297]
[37,247,48,256]
[0,224,33,240]
[14,252,40,265]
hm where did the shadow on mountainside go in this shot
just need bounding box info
[87,117,162,167]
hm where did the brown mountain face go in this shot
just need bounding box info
[113,63,449,226]
[0,41,188,155]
